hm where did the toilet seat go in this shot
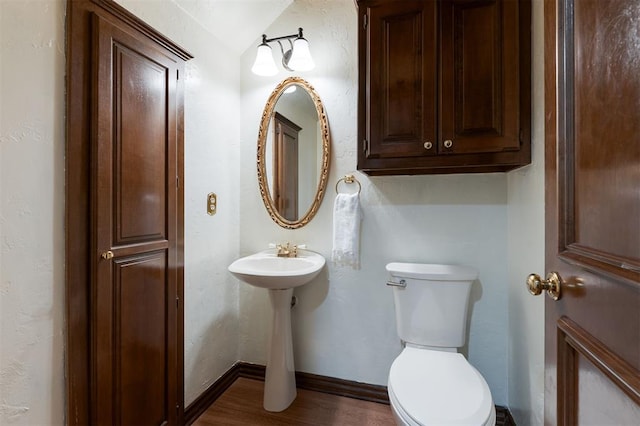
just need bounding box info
[388,347,495,426]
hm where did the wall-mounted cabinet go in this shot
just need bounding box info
[356,0,531,175]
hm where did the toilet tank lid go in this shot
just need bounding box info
[386,262,478,281]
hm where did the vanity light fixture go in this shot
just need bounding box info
[251,28,315,76]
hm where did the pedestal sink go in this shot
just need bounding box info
[228,249,325,412]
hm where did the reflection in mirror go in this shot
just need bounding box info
[258,77,330,229]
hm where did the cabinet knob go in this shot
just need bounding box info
[423,141,433,150]
[443,140,453,148]
[101,250,114,260]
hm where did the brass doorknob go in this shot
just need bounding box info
[527,272,562,301]
[101,250,114,260]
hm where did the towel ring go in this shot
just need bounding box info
[335,174,361,195]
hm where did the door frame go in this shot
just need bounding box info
[65,1,192,424]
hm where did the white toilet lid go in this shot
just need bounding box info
[388,347,493,425]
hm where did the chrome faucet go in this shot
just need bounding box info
[276,242,298,258]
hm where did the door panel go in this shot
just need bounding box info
[116,253,169,426]
[567,0,640,271]
[575,356,640,425]
[93,12,179,425]
[544,0,640,424]
[556,317,640,424]
[115,44,168,243]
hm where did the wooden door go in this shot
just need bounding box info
[66,1,191,425]
[92,13,181,425]
[362,0,438,159]
[273,112,300,221]
[543,0,640,424]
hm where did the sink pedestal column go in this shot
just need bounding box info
[264,288,296,412]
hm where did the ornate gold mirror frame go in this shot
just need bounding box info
[257,77,331,229]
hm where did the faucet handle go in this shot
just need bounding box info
[271,242,305,257]
[274,242,290,257]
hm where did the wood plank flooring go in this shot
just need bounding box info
[192,377,396,425]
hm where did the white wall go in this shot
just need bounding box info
[113,0,243,407]
[0,1,66,424]
[238,0,510,405]
[506,0,546,424]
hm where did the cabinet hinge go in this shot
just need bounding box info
[177,69,179,80]
[363,14,368,30]
[176,296,179,308]
[176,176,180,188]
[363,139,370,156]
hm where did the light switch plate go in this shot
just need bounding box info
[207,193,217,215]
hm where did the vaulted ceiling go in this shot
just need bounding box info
[171,0,293,54]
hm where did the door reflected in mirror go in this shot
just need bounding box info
[258,77,330,229]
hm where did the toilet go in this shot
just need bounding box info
[386,262,496,426]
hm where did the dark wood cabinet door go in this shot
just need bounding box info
[544,0,640,423]
[440,0,521,154]
[362,0,438,159]
[92,12,180,426]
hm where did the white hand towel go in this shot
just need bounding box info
[332,192,362,269]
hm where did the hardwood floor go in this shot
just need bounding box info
[192,377,396,425]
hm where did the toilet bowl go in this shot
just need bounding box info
[386,262,495,426]
[388,347,495,426]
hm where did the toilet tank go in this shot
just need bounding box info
[386,262,478,348]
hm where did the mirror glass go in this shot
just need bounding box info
[257,77,330,229]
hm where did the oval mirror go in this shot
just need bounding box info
[257,77,331,229]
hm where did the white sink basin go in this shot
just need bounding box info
[228,249,325,289]
[228,248,325,412]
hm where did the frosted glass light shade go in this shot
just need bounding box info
[252,43,278,76]
[287,38,315,72]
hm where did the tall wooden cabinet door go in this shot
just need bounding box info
[440,0,523,154]
[364,1,437,159]
[544,0,640,423]
[92,13,181,426]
